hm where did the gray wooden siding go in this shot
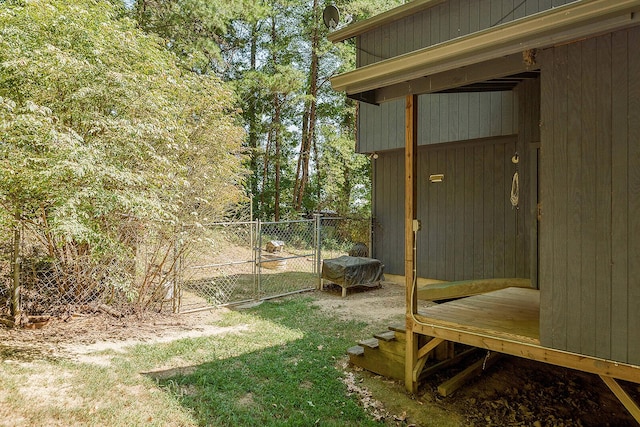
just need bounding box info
[516,77,540,289]
[358,91,517,153]
[357,0,577,67]
[538,27,640,365]
[371,150,405,274]
[372,136,528,280]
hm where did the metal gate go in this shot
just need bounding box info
[177,218,320,312]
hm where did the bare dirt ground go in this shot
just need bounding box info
[1,283,639,426]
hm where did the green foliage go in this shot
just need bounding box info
[134,0,270,72]
[0,0,246,310]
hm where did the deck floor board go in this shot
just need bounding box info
[416,287,540,344]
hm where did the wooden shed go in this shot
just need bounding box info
[329,0,640,421]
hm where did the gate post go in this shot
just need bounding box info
[314,213,322,290]
[256,219,262,297]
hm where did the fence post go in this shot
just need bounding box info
[10,216,21,324]
[314,213,322,290]
[256,219,262,297]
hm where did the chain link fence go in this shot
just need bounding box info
[0,211,372,320]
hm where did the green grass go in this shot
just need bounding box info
[151,298,383,426]
[0,297,392,426]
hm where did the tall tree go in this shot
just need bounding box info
[0,0,246,312]
[293,0,320,211]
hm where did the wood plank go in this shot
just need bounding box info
[374,330,397,342]
[458,93,469,141]
[463,145,474,279]
[411,289,640,384]
[417,278,531,301]
[445,149,456,279]
[478,0,491,30]
[436,149,447,278]
[427,150,438,277]
[421,348,479,379]
[439,1,450,45]
[417,337,444,360]
[469,0,479,33]
[490,0,502,28]
[595,33,613,360]
[628,26,640,366]
[350,346,405,380]
[437,352,501,396]
[454,147,465,280]
[579,37,597,358]
[348,345,364,356]
[458,0,470,40]
[500,0,514,25]
[565,39,582,354]
[449,0,460,40]
[430,4,441,45]
[483,143,495,278]
[416,288,540,343]
[405,94,419,393]
[514,136,527,279]
[468,92,480,140]
[503,146,516,277]
[416,147,428,277]
[600,376,640,424]
[473,144,484,278]
[551,43,568,351]
[359,338,379,349]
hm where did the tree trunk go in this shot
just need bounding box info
[271,17,282,221]
[248,23,259,206]
[274,94,282,221]
[294,0,320,211]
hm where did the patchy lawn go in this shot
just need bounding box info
[0,284,637,426]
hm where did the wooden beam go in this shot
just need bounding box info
[421,348,480,380]
[600,375,640,424]
[404,94,419,393]
[437,352,502,397]
[417,278,531,301]
[412,320,640,384]
[413,338,444,382]
[417,337,444,360]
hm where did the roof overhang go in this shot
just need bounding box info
[331,0,640,102]
[327,0,447,43]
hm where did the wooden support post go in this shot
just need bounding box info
[599,375,640,423]
[413,337,444,382]
[404,94,419,393]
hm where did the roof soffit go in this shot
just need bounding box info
[331,0,640,98]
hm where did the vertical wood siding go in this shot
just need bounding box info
[372,150,405,274]
[358,91,518,153]
[373,136,528,281]
[356,0,577,67]
[539,27,640,365]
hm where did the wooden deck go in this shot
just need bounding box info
[411,287,640,385]
[416,287,539,344]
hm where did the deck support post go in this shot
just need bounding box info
[599,375,640,423]
[404,94,419,393]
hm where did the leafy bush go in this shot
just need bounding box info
[0,0,246,315]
